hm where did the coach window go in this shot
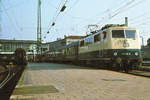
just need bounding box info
[80,40,84,47]
[103,31,107,39]
[94,34,100,42]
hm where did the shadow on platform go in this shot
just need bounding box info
[26,63,100,71]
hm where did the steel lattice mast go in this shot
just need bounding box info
[37,0,42,55]
[0,0,1,32]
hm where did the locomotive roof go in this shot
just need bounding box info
[78,25,137,42]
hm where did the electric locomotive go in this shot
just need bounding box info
[77,24,142,71]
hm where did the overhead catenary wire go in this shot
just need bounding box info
[97,0,146,26]
[75,0,148,37]
[1,1,22,39]
[130,11,150,21]
[96,0,137,25]
[130,16,150,25]
[66,0,136,36]
[132,19,150,27]
[47,0,69,32]
[43,0,64,39]
[44,0,70,40]
[44,0,149,42]
[0,0,26,12]
[45,0,137,40]
[74,0,138,34]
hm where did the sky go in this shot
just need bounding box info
[0,0,150,45]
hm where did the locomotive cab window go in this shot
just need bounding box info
[112,30,124,38]
[112,30,136,38]
[125,30,136,38]
[94,34,100,42]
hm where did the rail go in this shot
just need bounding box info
[0,67,12,89]
[142,61,150,66]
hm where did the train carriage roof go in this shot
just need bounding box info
[55,41,79,51]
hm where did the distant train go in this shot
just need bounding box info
[0,48,27,65]
[142,47,150,61]
[43,24,143,72]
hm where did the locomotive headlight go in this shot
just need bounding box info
[129,52,131,55]
[114,52,117,56]
[135,52,138,56]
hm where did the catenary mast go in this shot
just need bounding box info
[37,0,42,55]
[0,0,1,32]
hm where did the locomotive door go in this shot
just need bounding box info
[99,31,106,57]
[99,32,103,57]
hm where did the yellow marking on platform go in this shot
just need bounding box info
[10,95,35,100]
[12,85,58,95]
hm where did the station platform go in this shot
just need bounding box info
[10,63,150,100]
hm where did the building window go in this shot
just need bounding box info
[0,44,2,51]
[4,44,10,51]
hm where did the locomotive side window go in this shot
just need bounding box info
[103,31,107,39]
[112,30,124,38]
[85,37,93,45]
[94,34,100,42]
[80,40,84,47]
[125,30,136,38]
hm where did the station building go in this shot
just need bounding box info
[0,39,39,62]
[0,39,37,54]
[0,35,84,61]
[0,36,84,55]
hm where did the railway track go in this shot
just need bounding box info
[80,63,150,78]
[127,70,150,78]
[128,62,150,78]
[111,67,150,78]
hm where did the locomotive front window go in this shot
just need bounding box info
[125,30,136,38]
[112,30,124,38]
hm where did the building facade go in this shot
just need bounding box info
[0,35,84,58]
[0,39,37,55]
